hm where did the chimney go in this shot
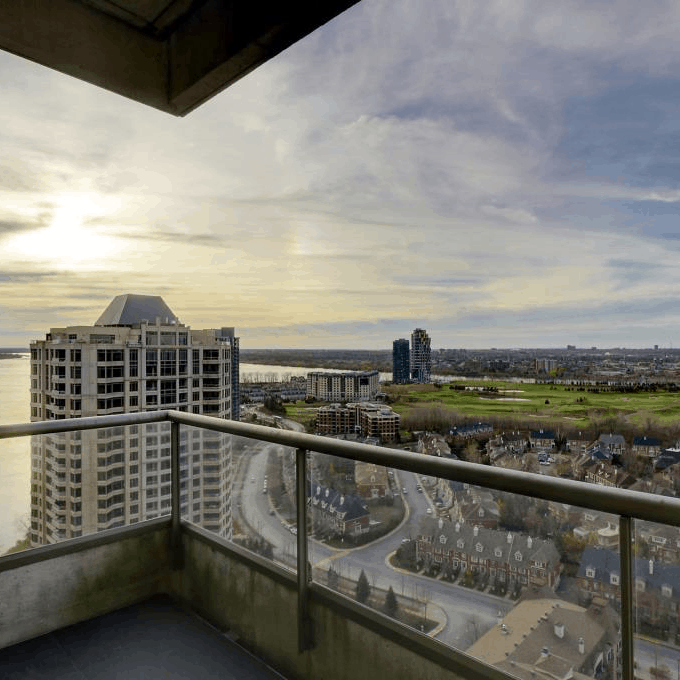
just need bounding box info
[578,637,585,655]
[455,522,461,532]
[649,559,654,575]
[473,526,479,536]
[507,532,513,544]
[527,536,533,549]
[438,518,444,530]
[554,622,564,639]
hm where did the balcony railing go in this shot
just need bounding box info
[2,409,680,679]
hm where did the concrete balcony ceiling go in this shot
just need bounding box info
[0,0,361,116]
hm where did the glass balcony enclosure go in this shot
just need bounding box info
[2,410,679,680]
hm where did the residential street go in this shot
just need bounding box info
[233,434,512,649]
[634,638,680,680]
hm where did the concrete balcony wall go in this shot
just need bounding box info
[172,526,299,673]
[0,520,171,650]
[174,525,468,680]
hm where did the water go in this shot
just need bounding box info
[240,363,393,382]
[240,363,453,383]
[0,354,31,552]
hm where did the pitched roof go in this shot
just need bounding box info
[598,434,626,448]
[308,484,369,522]
[417,518,560,568]
[95,294,179,326]
[530,431,555,440]
[578,547,680,591]
[354,462,388,487]
[585,444,612,461]
[468,598,585,666]
[633,436,662,447]
[469,597,618,677]
[655,449,680,470]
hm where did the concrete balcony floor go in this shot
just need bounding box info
[0,595,287,680]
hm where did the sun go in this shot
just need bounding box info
[4,193,123,269]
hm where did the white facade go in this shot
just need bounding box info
[29,295,238,546]
[306,371,379,402]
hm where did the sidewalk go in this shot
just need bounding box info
[313,566,447,638]
[384,550,513,605]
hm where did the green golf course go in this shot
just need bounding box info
[384,382,680,432]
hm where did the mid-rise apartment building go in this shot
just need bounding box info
[535,358,558,373]
[29,294,239,546]
[306,370,379,402]
[316,403,358,435]
[410,328,431,383]
[392,338,410,384]
[359,404,400,442]
[316,402,400,442]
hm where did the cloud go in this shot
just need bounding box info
[2,1,680,347]
[116,228,226,248]
[0,269,61,282]
[0,219,43,235]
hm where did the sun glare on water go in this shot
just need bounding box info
[4,194,124,269]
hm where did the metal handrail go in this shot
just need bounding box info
[2,409,676,680]
[168,411,680,526]
[5,408,680,523]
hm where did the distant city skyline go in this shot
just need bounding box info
[2,1,680,349]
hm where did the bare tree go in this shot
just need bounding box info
[464,440,482,464]
[466,614,482,644]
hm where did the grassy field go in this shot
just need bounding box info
[385,382,680,431]
[284,402,319,428]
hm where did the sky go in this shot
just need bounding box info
[2,0,680,350]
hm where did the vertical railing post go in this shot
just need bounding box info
[171,419,184,569]
[620,515,634,680]
[296,447,313,651]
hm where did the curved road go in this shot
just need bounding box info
[234,427,511,649]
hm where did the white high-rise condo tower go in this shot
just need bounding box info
[29,294,239,546]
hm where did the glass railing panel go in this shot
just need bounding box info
[180,425,296,571]
[308,451,455,638]
[0,425,32,555]
[460,490,622,679]
[25,422,165,548]
[308,451,409,616]
[633,519,680,680]
[461,490,621,679]
[177,424,231,541]
[140,421,172,523]
[305,454,624,677]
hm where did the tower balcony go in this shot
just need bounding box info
[0,410,676,679]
